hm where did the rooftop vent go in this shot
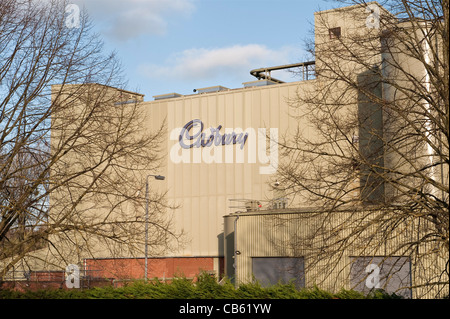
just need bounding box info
[114,99,139,106]
[243,79,278,88]
[153,93,183,100]
[194,86,229,94]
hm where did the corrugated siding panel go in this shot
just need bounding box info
[234,211,448,298]
[160,82,313,257]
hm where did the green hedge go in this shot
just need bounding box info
[0,272,403,299]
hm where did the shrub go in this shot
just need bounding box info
[193,272,236,299]
[0,272,404,299]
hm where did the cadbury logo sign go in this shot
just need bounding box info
[178,119,248,150]
[170,119,278,175]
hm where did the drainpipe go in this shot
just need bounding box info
[233,214,240,288]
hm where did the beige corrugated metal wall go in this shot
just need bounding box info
[230,209,448,298]
[144,81,314,257]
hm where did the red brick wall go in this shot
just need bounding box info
[1,280,65,291]
[29,271,65,282]
[0,257,224,291]
[84,257,223,281]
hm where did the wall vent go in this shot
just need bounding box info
[329,27,341,39]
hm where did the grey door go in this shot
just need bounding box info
[252,257,305,288]
[350,256,412,298]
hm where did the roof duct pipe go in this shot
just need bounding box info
[250,68,285,84]
[250,61,316,83]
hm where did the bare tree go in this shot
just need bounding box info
[0,0,179,281]
[277,0,448,297]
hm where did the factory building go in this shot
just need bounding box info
[4,2,447,298]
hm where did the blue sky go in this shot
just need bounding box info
[71,0,335,100]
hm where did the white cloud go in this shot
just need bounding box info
[73,0,196,40]
[140,44,302,83]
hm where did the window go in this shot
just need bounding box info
[329,27,341,39]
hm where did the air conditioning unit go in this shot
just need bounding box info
[272,198,288,209]
[245,200,262,212]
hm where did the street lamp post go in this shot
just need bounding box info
[145,174,165,281]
